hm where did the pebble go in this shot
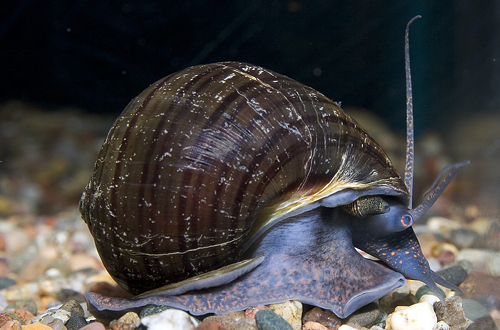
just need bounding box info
[419,294,441,306]
[60,300,85,316]
[385,302,437,330]
[69,254,101,273]
[461,299,489,321]
[426,217,461,235]
[141,309,199,330]
[0,320,22,330]
[437,265,469,286]
[434,321,451,330]
[254,310,292,330]
[139,305,171,318]
[434,296,472,330]
[436,250,456,266]
[245,306,270,318]
[79,322,106,330]
[465,315,498,330]
[432,243,459,262]
[22,324,54,330]
[459,271,500,301]
[337,325,357,330]
[415,231,440,258]
[379,283,418,314]
[466,217,497,236]
[8,309,35,324]
[4,230,31,254]
[428,258,442,272]
[302,307,341,330]
[267,301,302,330]
[57,289,86,303]
[415,285,445,301]
[29,308,71,325]
[108,311,141,330]
[232,317,257,330]
[446,229,480,249]
[6,299,38,315]
[0,278,16,290]
[344,302,384,328]
[194,322,230,330]
[44,318,66,330]
[457,249,500,276]
[202,311,245,329]
[65,312,87,330]
[302,321,329,330]
[0,314,18,328]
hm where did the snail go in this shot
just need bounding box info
[80,16,468,318]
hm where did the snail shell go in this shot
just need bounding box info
[81,17,468,318]
[80,61,408,294]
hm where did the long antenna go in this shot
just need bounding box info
[404,15,421,209]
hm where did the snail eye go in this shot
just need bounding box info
[400,214,413,227]
[342,196,390,218]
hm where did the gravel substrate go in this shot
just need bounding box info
[0,101,499,329]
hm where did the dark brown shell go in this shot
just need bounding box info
[80,62,408,294]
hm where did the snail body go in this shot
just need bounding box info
[81,17,467,318]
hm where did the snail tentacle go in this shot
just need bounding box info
[409,160,470,222]
[403,15,421,208]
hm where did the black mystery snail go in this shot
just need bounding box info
[80,16,469,318]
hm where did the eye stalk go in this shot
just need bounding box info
[410,160,470,223]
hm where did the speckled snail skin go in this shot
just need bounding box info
[80,17,468,318]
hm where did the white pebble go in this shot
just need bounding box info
[386,302,437,330]
[338,325,358,330]
[433,321,451,330]
[419,294,441,306]
[426,217,461,234]
[141,309,199,330]
[457,248,500,276]
[427,258,442,272]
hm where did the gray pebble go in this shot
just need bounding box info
[462,298,489,321]
[465,315,498,330]
[6,298,38,315]
[415,285,445,300]
[255,310,292,330]
[345,302,383,328]
[139,304,171,318]
[437,265,469,286]
[57,289,86,303]
[447,228,480,249]
[0,277,17,289]
[66,311,87,330]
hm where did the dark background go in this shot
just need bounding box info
[1,0,499,135]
